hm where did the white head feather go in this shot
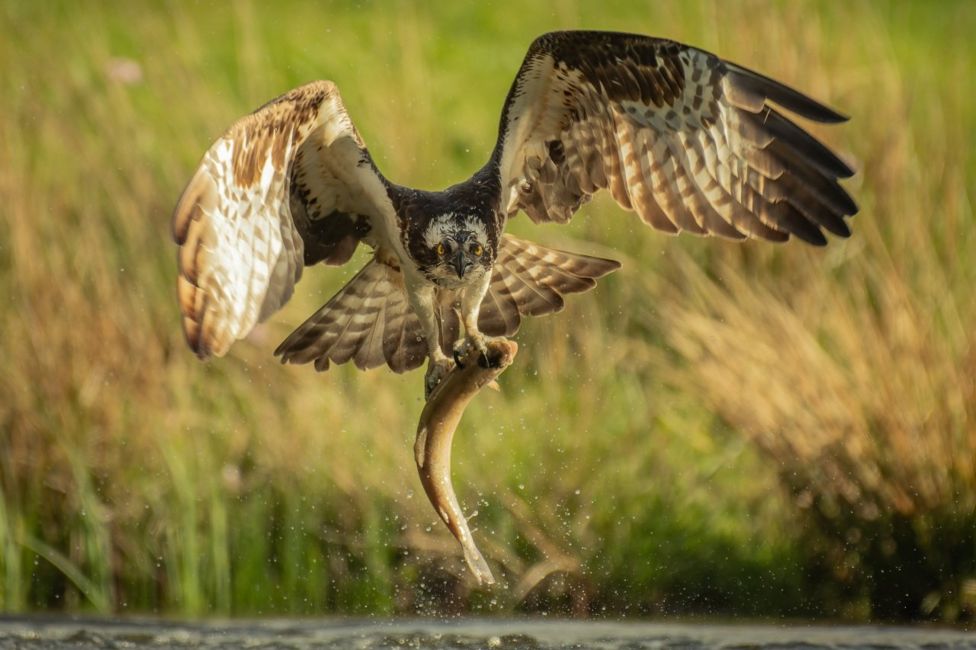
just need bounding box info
[422,213,489,248]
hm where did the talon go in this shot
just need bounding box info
[472,335,489,356]
[452,334,506,370]
[424,358,456,399]
[452,339,468,369]
[454,334,503,370]
[473,334,503,369]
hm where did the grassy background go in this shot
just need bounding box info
[1,0,974,621]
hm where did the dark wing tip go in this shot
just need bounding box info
[832,219,853,238]
[753,108,857,179]
[792,226,829,247]
[596,256,623,274]
[726,63,849,124]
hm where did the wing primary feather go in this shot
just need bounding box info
[745,107,855,178]
[725,64,849,123]
[173,80,398,360]
[770,202,828,246]
[764,139,859,213]
[491,31,855,247]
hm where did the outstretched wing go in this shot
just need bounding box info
[173,81,396,358]
[492,31,857,245]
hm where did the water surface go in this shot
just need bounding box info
[0,616,972,649]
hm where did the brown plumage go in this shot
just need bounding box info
[172,81,392,359]
[478,235,620,337]
[494,32,855,245]
[273,235,619,372]
[172,31,856,381]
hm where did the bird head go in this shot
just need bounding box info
[415,214,492,286]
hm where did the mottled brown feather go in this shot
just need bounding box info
[172,80,396,359]
[175,31,858,378]
[493,31,856,246]
[479,235,620,337]
[273,234,620,371]
[275,258,427,373]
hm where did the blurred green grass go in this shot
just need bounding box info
[1,0,974,621]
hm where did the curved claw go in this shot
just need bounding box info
[452,340,467,369]
[424,357,456,399]
[454,335,498,370]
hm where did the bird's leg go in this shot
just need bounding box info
[453,273,501,369]
[406,277,455,398]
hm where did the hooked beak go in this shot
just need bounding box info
[451,250,471,278]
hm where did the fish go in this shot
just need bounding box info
[413,338,518,586]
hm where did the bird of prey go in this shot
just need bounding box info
[173,30,856,395]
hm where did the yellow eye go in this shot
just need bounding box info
[471,244,483,256]
[436,242,445,256]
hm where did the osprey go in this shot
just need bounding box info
[173,31,856,395]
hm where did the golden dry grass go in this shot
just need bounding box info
[0,0,973,620]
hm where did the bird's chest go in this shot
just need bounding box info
[428,263,490,292]
[430,273,486,321]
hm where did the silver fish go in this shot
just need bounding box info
[414,339,518,586]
